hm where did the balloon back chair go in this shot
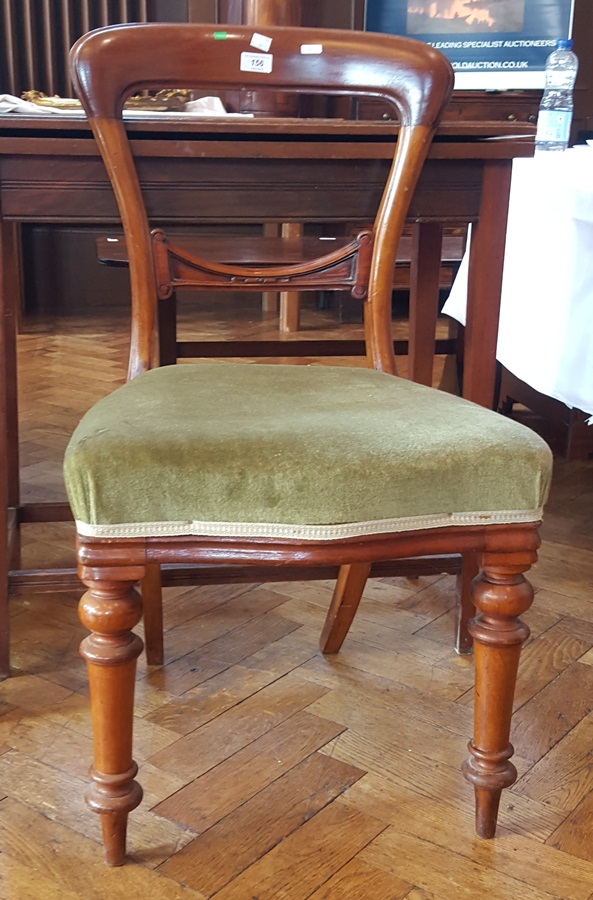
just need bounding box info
[65,23,552,865]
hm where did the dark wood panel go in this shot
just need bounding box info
[0,151,482,225]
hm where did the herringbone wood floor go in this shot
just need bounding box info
[3,295,593,899]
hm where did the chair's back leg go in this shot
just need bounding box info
[320,562,372,654]
[141,563,164,666]
[455,550,479,655]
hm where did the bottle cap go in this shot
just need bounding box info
[556,39,573,49]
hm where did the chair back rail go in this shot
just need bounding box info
[70,23,453,378]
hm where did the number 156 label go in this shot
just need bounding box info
[240,52,273,74]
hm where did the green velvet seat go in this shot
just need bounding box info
[65,363,552,540]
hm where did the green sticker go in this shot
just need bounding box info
[213,31,227,40]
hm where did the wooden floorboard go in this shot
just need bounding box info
[3,294,593,898]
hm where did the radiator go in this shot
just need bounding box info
[0,0,149,97]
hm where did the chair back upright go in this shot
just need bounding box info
[69,23,454,380]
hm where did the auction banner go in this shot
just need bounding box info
[365,0,576,89]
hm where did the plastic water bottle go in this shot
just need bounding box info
[535,39,579,153]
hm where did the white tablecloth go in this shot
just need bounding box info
[443,147,593,419]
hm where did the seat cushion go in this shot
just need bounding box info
[64,364,552,540]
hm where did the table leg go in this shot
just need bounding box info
[463,159,512,409]
[279,222,302,333]
[0,286,8,676]
[0,220,20,677]
[408,221,443,386]
[4,223,20,542]
[157,291,178,366]
[261,223,280,313]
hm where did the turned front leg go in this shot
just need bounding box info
[462,557,534,838]
[79,573,145,866]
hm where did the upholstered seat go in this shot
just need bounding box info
[65,364,550,539]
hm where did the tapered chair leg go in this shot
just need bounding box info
[462,553,535,838]
[78,571,145,866]
[320,562,372,654]
[141,563,164,666]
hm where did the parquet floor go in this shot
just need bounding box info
[2,294,593,899]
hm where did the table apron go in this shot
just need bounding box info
[0,155,484,223]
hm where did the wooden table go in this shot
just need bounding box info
[0,115,534,676]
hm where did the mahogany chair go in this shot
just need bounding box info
[66,22,552,865]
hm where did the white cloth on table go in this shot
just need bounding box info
[443,147,593,419]
[0,94,68,114]
[0,94,251,117]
